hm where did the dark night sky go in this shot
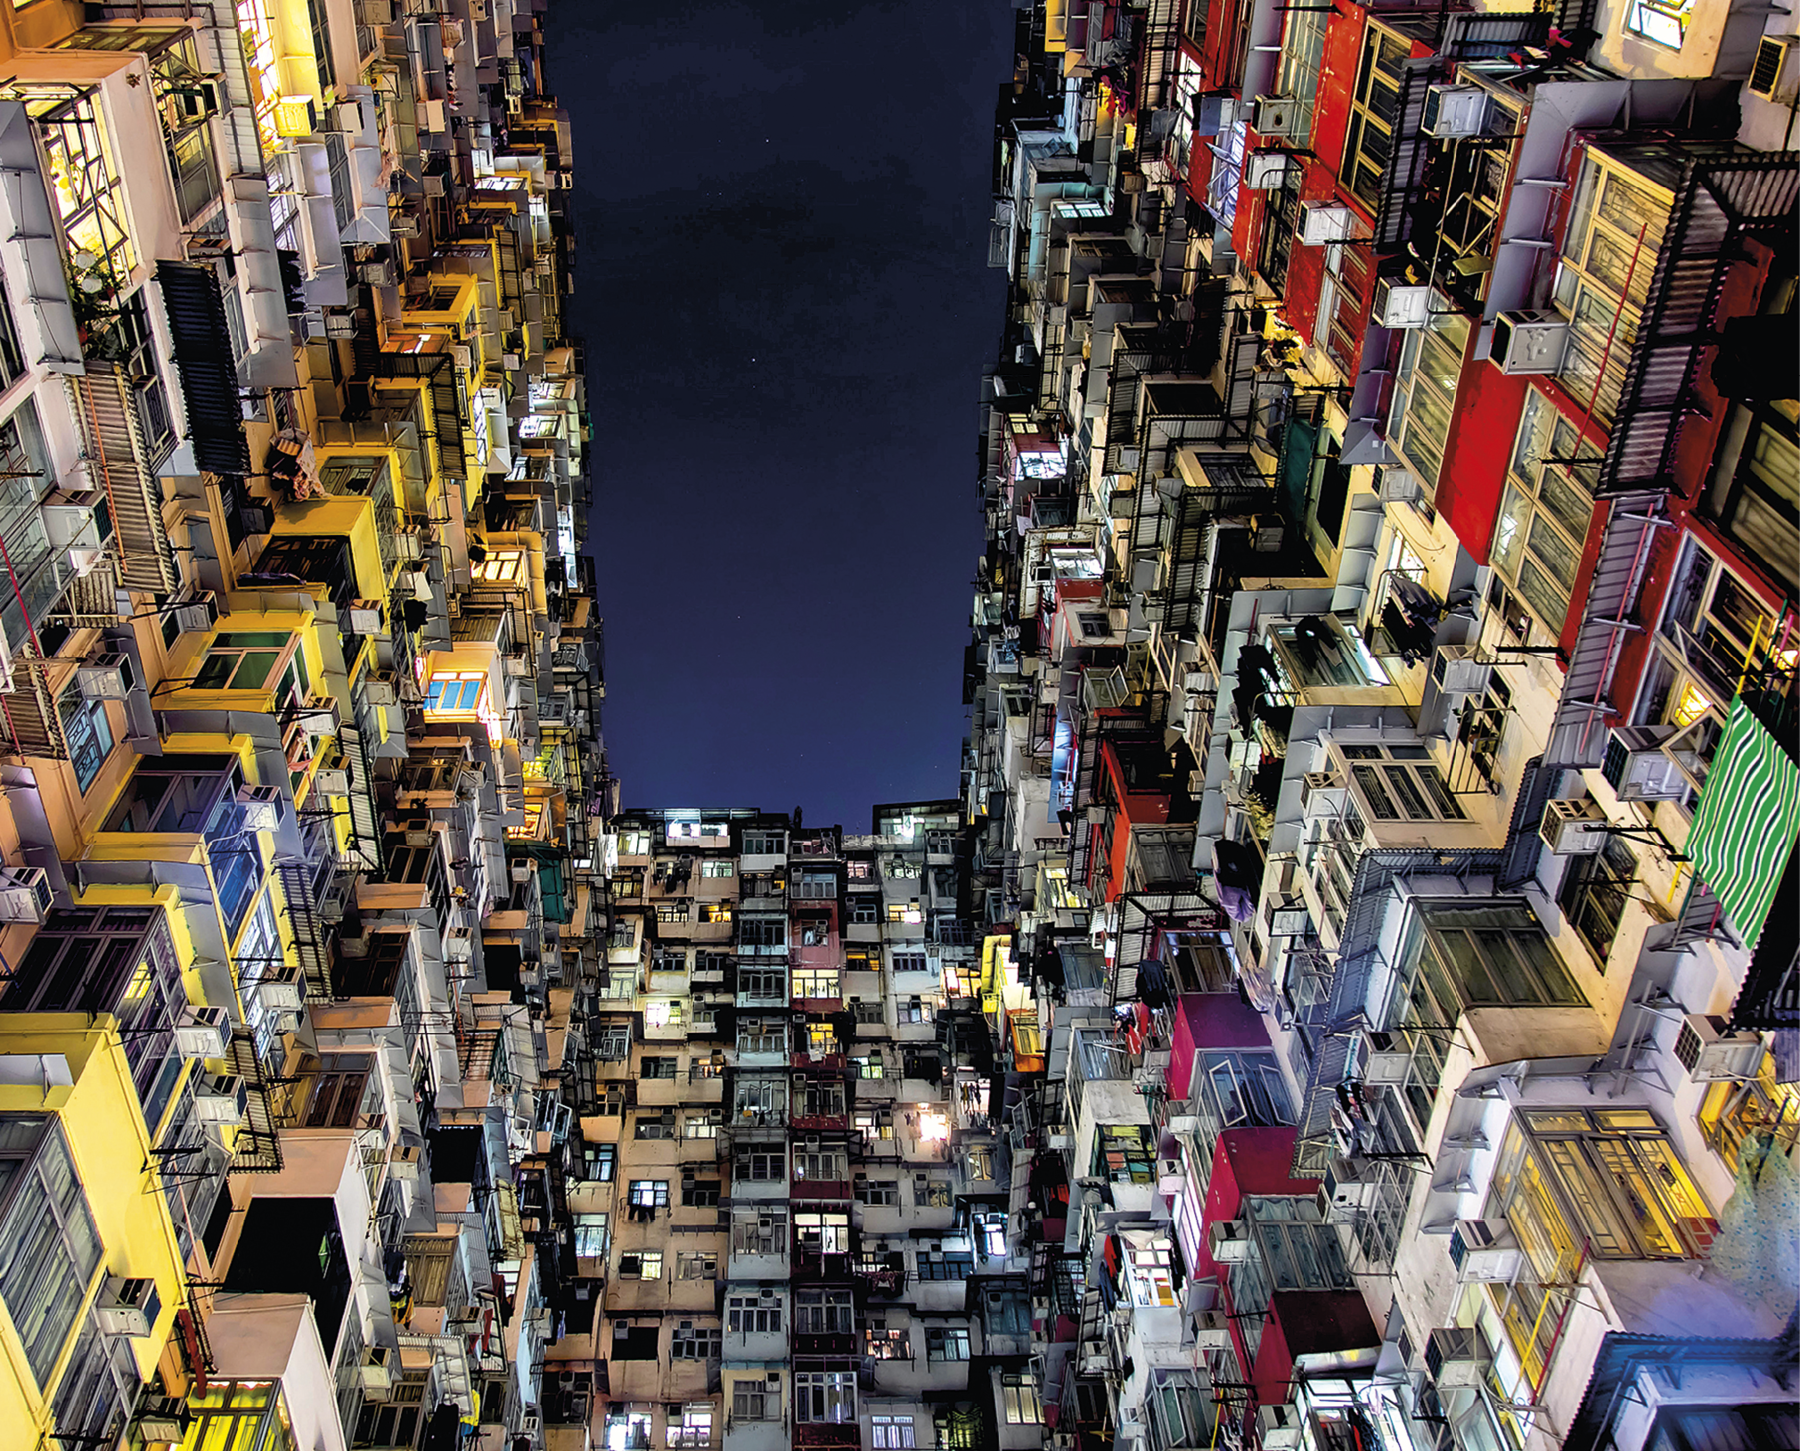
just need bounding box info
[553,1,1013,829]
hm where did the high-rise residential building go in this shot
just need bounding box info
[961,10,1798,1451]
[0,0,604,1446]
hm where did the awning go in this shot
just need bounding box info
[156,260,252,474]
[66,366,179,593]
[1687,695,1800,953]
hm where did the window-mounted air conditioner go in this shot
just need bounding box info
[173,1006,231,1061]
[1299,201,1366,246]
[1352,1029,1411,1086]
[311,766,350,796]
[174,590,220,634]
[1423,1326,1491,1387]
[95,1276,158,1338]
[1259,1405,1303,1451]
[236,783,284,832]
[251,964,304,1015]
[1192,1308,1233,1350]
[1250,513,1285,552]
[1207,1219,1252,1264]
[1449,1220,1523,1283]
[1373,276,1432,330]
[346,599,383,634]
[1674,1014,1765,1081]
[1491,310,1569,375]
[0,867,52,923]
[1422,85,1490,138]
[192,1073,248,1125]
[1432,645,1491,696]
[1244,149,1295,191]
[1317,1156,1378,1222]
[1252,95,1306,140]
[359,1345,395,1396]
[1539,797,1609,855]
[1601,725,1686,801]
[77,651,135,701]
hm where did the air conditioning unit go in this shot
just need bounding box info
[1249,513,1285,552]
[163,81,221,127]
[1674,1014,1765,1081]
[1540,797,1609,855]
[1259,1405,1303,1451]
[1373,277,1432,330]
[1449,1220,1523,1282]
[1208,1219,1252,1264]
[1432,645,1491,695]
[1244,149,1295,190]
[173,1006,231,1060]
[1188,1309,1232,1350]
[1423,1326,1490,1387]
[251,964,304,1014]
[394,528,425,562]
[236,784,284,832]
[1352,1029,1411,1086]
[1317,1156,1378,1222]
[174,590,220,634]
[1376,468,1423,503]
[1252,95,1306,140]
[1491,310,1569,375]
[390,1145,422,1182]
[347,599,383,634]
[135,1394,187,1443]
[362,679,398,707]
[1299,201,1365,245]
[359,1345,395,1395]
[192,1073,248,1125]
[1157,1157,1185,1192]
[0,867,53,923]
[95,1276,158,1338]
[1299,772,1344,812]
[1601,725,1685,801]
[1422,84,1490,138]
[445,927,474,963]
[297,696,341,736]
[1748,35,1797,101]
[312,767,350,796]
[511,862,533,883]
[77,652,135,700]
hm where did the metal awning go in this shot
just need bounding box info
[156,259,251,474]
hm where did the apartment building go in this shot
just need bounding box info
[0,0,605,1446]
[553,805,1026,1451]
[964,8,1797,1451]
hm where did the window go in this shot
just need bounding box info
[1389,306,1471,492]
[1493,389,1597,634]
[617,1250,663,1280]
[1348,758,1465,823]
[627,1179,668,1209]
[1707,394,1799,596]
[57,682,114,795]
[425,669,486,715]
[887,902,921,923]
[732,1376,780,1422]
[871,1416,916,1449]
[865,1319,911,1359]
[797,919,830,947]
[634,1112,674,1140]
[1003,1374,1043,1425]
[794,1289,853,1333]
[794,1211,849,1254]
[671,1319,720,1357]
[855,1177,898,1206]
[574,1213,609,1258]
[698,902,732,923]
[731,1209,788,1258]
[668,1405,712,1448]
[853,1110,892,1141]
[738,916,785,954]
[734,1148,784,1182]
[596,1083,625,1116]
[799,1082,845,1118]
[655,902,690,924]
[676,1251,718,1281]
[741,831,785,855]
[1342,27,1411,209]
[0,1117,103,1387]
[738,968,785,1002]
[684,1110,722,1139]
[1127,1243,1179,1308]
[643,1056,678,1079]
[913,1175,951,1207]
[1623,0,1691,48]
[583,1143,617,1182]
[851,1053,884,1079]
[850,897,880,924]
[727,1295,781,1334]
[795,1152,849,1188]
[891,951,928,974]
[471,548,525,584]
[794,871,835,899]
[681,1176,720,1207]
[793,1371,855,1424]
[926,1326,971,1362]
[733,1077,786,1120]
[1094,1124,1156,1184]
[899,995,935,1024]
[700,858,735,878]
[792,968,839,998]
[1554,152,1669,427]
[853,999,884,1024]
[967,1147,994,1181]
[1558,837,1639,966]
[595,1025,631,1061]
[644,1000,684,1029]
[196,631,303,701]
[916,1244,975,1280]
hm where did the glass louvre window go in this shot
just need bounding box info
[1389,306,1470,490]
[0,1117,104,1387]
[1342,27,1411,209]
[1492,389,1598,634]
[1553,154,1670,427]
[793,1372,855,1424]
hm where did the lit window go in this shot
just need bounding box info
[58,681,113,794]
[616,1250,662,1280]
[1623,0,1690,47]
[472,549,525,584]
[1002,1374,1043,1425]
[425,670,486,715]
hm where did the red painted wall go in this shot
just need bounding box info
[1168,991,1271,1096]
[1436,355,1531,562]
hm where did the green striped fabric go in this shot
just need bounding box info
[1688,695,1800,952]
